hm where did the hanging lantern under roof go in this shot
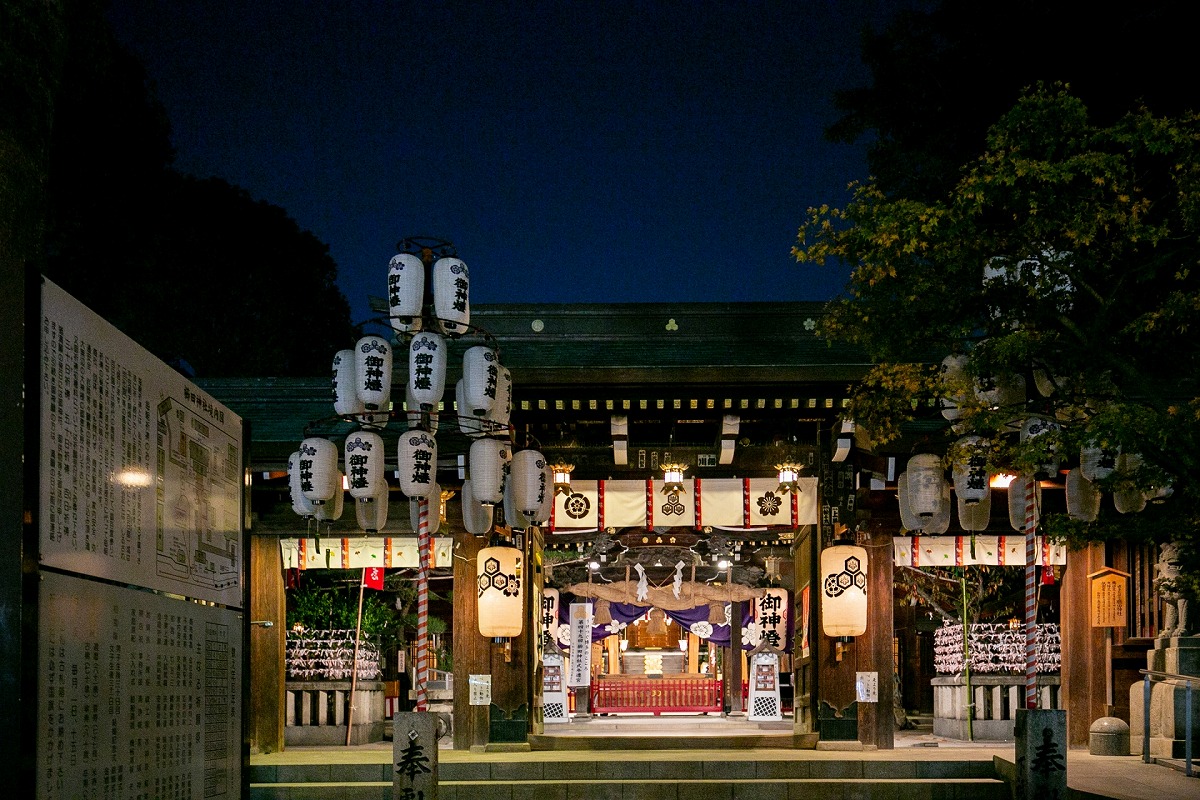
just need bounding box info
[456,379,486,439]
[407,331,447,412]
[432,256,470,336]
[356,485,389,533]
[406,380,438,434]
[940,353,970,422]
[775,462,804,494]
[1007,473,1041,532]
[483,364,513,436]
[1020,416,1062,479]
[1113,452,1147,514]
[551,463,574,496]
[534,461,554,525]
[906,454,945,517]
[299,437,339,505]
[511,449,548,521]
[896,473,923,533]
[460,479,494,535]
[957,492,992,532]
[661,463,688,495]
[1065,467,1100,522]
[974,371,1026,410]
[345,430,386,501]
[503,476,530,531]
[288,450,315,517]
[462,346,499,416]
[477,537,524,638]
[1080,441,1119,482]
[397,431,438,498]
[410,484,442,534]
[820,543,868,637]
[470,438,510,506]
[924,480,952,534]
[951,436,991,505]
[332,349,364,418]
[314,471,345,521]
[353,335,393,413]
[387,252,425,333]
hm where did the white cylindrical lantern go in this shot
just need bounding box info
[957,492,992,532]
[299,437,339,505]
[387,252,425,333]
[407,331,447,412]
[460,479,494,535]
[356,485,389,532]
[1007,473,1041,532]
[820,544,867,637]
[1081,441,1119,482]
[940,354,969,422]
[314,471,345,521]
[1113,453,1147,514]
[753,588,789,649]
[1020,416,1062,478]
[455,379,486,439]
[469,438,509,506]
[410,484,442,534]
[503,476,530,530]
[332,349,364,417]
[896,472,923,532]
[974,372,1026,410]
[511,449,548,520]
[477,540,524,638]
[397,431,438,498]
[1065,467,1101,522]
[353,335,393,412]
[432,256,470,336]
[906,453,945,517]
[288,450,315,517]
[924,479,952,534]
[462,346,499,416]
[405,380,438,434]
[542,587,560,652]
[533,462,554,525]
[483,364,512,435]
[951,436,991,505]
[344,430,385,501]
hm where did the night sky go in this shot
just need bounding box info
[106,1,926,325]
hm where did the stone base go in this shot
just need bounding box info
[1130,641,1200,756]
[1015,709,1067,800]
[285,720,384,746]
[815,739,864,751]
[1088,717,1130,756]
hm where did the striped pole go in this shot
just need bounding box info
[1024,474,1038,709]
[416,496,431,712]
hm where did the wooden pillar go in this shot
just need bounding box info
[729,601,744,713]
[858,521,895,749]
[452,531,488,749]
[249,534,286,753]
[1062,542,1109,747]
[687,633,699,673]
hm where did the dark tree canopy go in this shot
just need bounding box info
[41,1,355,376]
[830,0,1200,201]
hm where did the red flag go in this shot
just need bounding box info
[362,566,384,590]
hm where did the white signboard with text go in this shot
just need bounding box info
[567,603,593,687]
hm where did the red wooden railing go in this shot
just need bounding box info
[590,677,724,714]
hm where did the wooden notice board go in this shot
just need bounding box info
[1088,568,1131,628]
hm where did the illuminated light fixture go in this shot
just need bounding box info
[114,469,153,488]
[820,542,868,637]
[551,462,575,496]
[477,535,524,639]
[661,463,688,495]
[717,558,731,570]
[589,560,601,572]
[989,472,1017,489]
[775,462,804,494]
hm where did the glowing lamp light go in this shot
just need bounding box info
[477,538,524,638]
[775,462,804,494]
[989,472,1017,489]
[661,463,688,495]
[552,462,575,496]
[820,543,868,637]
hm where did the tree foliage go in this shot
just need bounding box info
[797,85,1200,594]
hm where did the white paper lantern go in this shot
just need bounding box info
[410,484,442,534]
[353,335,393,412]
[356,485,389,532]
[432,256,470,336]
[951,436,991,505]
[1020,416,1061,478]
[1007,473,1041,532]
[387,252,425,333]
[299,437,339,505]
[1065,467,1100,522]
[940,354,970,421]
[397,431,438,498]
[460,479,494,535]
[288,450,315,517]
[820,544,867,637]
[462,346,499,416]
[456,379,487,439]
[314,471,345,521]
[511,449,548,519]
[469,438,510,506]
[478,540,524,638]
[503,477,530,530]
[924,480,952,534]
[405,380,438,434]
[344,430,386,501]
[906,454,945,517]
[1113,453,1147,514]
[332,349,364,417]
[407,331,446,412]
[957,492,992,532]
[483,364,512,435]
[542,588,560,651]
[533,461,554,525]
[896,473,923,532]
[1080,441,1119,482]
[754,588,789,649]
[974,372,1026,410]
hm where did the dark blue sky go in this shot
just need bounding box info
[107,1,925,325]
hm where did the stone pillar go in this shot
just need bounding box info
[1015,708,1067,800]
[1130,637,1200,757]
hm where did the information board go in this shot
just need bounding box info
[37,571,242,800]
[39,279,242,606]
